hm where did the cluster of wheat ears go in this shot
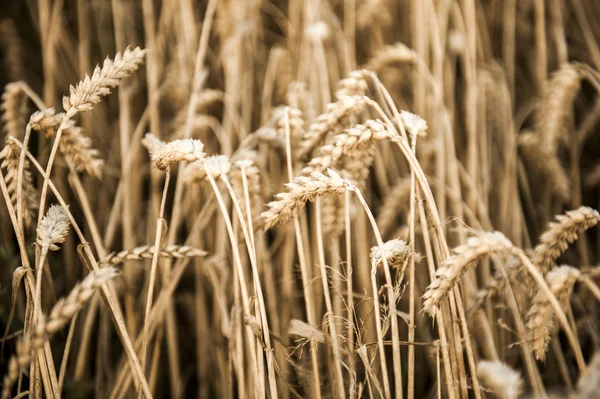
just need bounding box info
[1,0,600,398]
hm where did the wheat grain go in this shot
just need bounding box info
[526,265,580,361]
[532,206,600,272]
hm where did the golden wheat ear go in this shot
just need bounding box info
[36,203,70,256]
[532,206,600,272]
[261,169,351,229]
[0,137,37,226]
[526,265,580,361]
[63,46,147,114]
[2,267,118,399]
[422,231,514,315]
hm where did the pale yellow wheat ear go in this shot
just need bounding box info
[575,353,600,398]
[100,245,207,266]
[531,206,600,272]
[0,137,37,226]
[151,138,205,170]
[336,70,370,97]
[1,267,118,399]
[298,95,367,158]
[477,360,523,399]
[422,231,513,315]
[399,110,428,139]
[535,63,584,150]
[299,119,391,180]
[141,132,166,156]
[36,203,70,256]
[1,82,27,138]
[364,42,416,72]
[58,120,104,178]
[526,265,580,361]
[63,46,147,113]
[261,169,352,230]
[29,108,63,133]
[518,131,570,201]
[182,154,230,185]
[370,239,409,270]
[28,109,104,178]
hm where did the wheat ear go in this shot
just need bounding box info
[422,232,514,315]
[29,109,104,178]
[261,169,352,229]
[1,82,27,138]
[0,137,37,226]
[526,265,580,361]
[100,245,207,266]
[298,95,366,158]
[63,46,147,113]
[36,204,70,256]
[1,268,118,399]
[151,138,205,170]
[531,206,600,272]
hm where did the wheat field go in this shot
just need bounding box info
[1,0,600,398]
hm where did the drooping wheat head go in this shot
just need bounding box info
[526,265,580,361]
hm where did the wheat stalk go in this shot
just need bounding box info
[1,268,118,399]
[532,206,600,272]
[526,265,580,361]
